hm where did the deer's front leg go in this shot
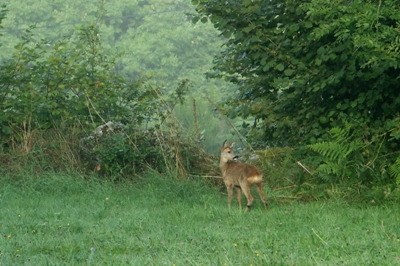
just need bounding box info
[226,183,234,208]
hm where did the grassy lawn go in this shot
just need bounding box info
[1,171,400,265]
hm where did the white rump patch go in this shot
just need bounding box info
[247,175,262,184]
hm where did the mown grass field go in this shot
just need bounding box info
[1,171,400,265]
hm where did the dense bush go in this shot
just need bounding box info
[0,11,210,179]
[80,124,214,179]
[0,23,131,145]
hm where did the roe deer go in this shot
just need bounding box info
[219,140,268,212]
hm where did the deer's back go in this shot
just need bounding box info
[224,161,263,185]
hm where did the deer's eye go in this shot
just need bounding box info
[227,150,231,153]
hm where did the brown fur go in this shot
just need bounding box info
[219,140,268,212]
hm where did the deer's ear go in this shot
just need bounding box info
[222,140,228,148]
[230,142,235,148]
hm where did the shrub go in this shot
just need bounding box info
[306,125,399,201]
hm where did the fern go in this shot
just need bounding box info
[330,126,350,143]
[309,142,343,162]
[389,157,400,184]
[308,125,365,182]
[304,125,398,200]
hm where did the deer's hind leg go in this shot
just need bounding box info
[240,182,254,212]
[235,186,242,209]
[255,183,268,211]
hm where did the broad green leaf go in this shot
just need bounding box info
[1,126,13,135]
[284,69,295,76]
[276,64,284,71]
[243,25,255,33]
[319,117,328,124]
[304,21,313,28]
[191,16,200,24]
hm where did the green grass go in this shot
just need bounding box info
[1,171,400,265]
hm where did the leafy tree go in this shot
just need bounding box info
[0,0,226,93]
[0,23,124,138]
[0,4,6,40]
[191,0,400,149]
[0,21,189,145]
[100,0,228,94]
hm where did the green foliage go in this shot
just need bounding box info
[0,1,211,184]
[256,147,302,190]
[308,126,365,182]
[0,13,212,180]
[1,22,193,148]
[389,157,400,185]
[0,4,7,41]
[0,23,133,144]
[83,129,167,178]
[307,126,398,201]
[104,133,162,177]
[0,8,220,180]
[174,96,237,155]
[192,0,400,151]
[191,0,400,199]
[0,0,228,94]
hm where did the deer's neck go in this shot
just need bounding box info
[219,157,228,174]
